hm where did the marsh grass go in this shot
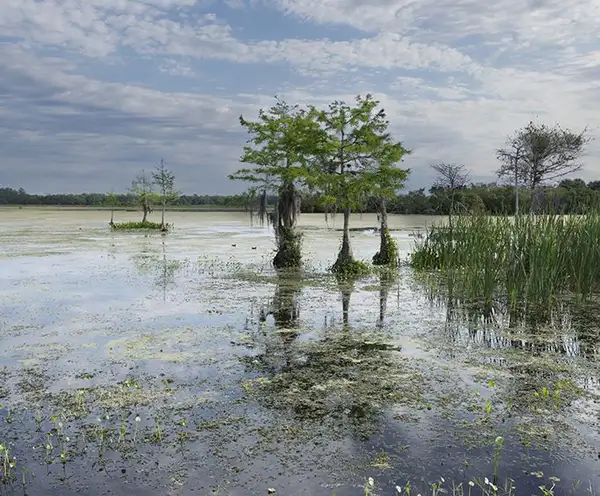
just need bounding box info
[362,473,592,496]
[411,213,600,311]
[110,221,170,231]
[0,443,16,484]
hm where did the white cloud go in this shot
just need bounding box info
[1,0,600,192]
[1,0,477,74]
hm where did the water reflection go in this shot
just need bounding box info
[252,270,302,368]
[377,272,397,328]
[241,272,413,438]
[259,270,301,331]
[338,278,353,330]
[418,276,600,361]
[130,241,183,299]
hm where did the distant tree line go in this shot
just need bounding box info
[0,187,257,209]
[3,177,600,215]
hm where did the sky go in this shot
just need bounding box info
[1,0,600,194]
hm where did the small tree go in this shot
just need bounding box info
[130,170,154,223]
[310,94,404,275]
[496,140,524,217]
[497,121,591,213]
[430,162,469,228]
[104,192,119,226]
[369,155,410,267]
[152,158,178,230]
[229,98,323,269]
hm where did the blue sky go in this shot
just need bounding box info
[1,0,599,194]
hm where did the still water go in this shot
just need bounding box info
[0,209,599,495]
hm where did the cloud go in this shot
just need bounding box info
[0,44,257,193]
[0,0,599,193]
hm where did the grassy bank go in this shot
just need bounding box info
[110,221,169,231]
[410,213,600,310]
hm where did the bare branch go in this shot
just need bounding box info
[496,121,591,189]
[430,162,469,190]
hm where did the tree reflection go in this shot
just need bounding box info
[241,272,420,438]
[251,270,303,369]
[376,271,397,328]
[131,240,182,300]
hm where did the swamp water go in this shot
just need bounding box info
[0,209,600,495]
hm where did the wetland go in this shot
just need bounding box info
[1,209,600,495]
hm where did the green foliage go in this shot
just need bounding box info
[151,159,178,228]
[229,97,323,268]
[372,228,398,267]
[152,160,178,204]
[307,94,409,271]
[105,191,120,224]
[411,212,600,309]
[229,97,323,190]
[104,193,120,208]
[363,164,410,203]
[129,170,158,222]
[130,170,155,202]
[110,221,168,231]
[5,180,600,216]
[308,94,409,210]
[273,226,303,269]
[330,258,371,279]
[497,121,590,190]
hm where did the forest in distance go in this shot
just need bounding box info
[3,177,600,216]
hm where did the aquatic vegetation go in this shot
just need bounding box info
[273,225,303,268]
[411,212,600,311]
[330,258,372,279]
[3,212,600,494]
[362,473,590,496]
[239,328,424,437]
[0,443,17,484]
[372,226,399,267]
[493,436,504,481]
[110,220,170,231]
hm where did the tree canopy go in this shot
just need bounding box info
[229,97,326,268]
[497,121,591,190]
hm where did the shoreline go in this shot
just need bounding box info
[0,204,248,213]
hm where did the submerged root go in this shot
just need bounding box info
[330,253,371,279]
[372,228,399,267]
[273,226,302,269]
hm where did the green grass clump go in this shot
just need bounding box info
[110,221,169,231]
[410,212,600,310]
[330,259,372,279]
[372,228,399,267]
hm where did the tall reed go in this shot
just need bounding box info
[411,213,600,310]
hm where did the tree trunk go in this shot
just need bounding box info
[110,209,114,225]
[373,199,397,266]
[161,200,166,229]
[272,181,302,269]
[142,204,148,223]
[379,200,388,244]
[529,184,549,215]
[336,207,353,265]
